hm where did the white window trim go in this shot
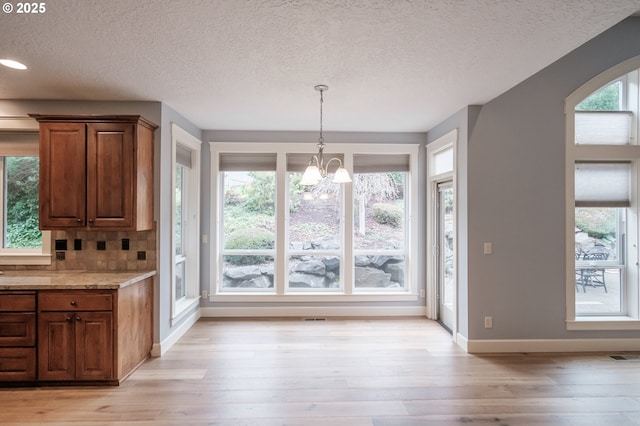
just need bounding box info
[426,130,458,334]
[0,130,51,265]
[170,124,202,324]
[209,142,419,302]
[565,55,640,330]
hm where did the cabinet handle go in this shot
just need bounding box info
[76,316,81,322]
[70,300,77,306]
[66,316,72,322]
[77,218,82,223]
[88,219,94,223]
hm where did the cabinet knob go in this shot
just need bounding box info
[88,219,94,223]
[76,316,81,322]
[66,316,72,322]
[70,300,76,306]
[77,218,82,223]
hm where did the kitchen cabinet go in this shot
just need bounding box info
[35,278,153,385]
[29,115,157,231]
[0,273,153,386]
[38,291,114,381]
[0,291,36,381]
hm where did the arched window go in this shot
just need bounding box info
[566,57,640,329]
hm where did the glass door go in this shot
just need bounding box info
[436,181,455,332]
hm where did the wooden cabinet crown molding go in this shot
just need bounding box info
[28,114,158,131]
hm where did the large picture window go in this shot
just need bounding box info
[211,143,418,300]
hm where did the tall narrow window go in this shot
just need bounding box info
[352,154,409,291]
[171,125,201,323]
[287,154,343,291]
[574,162,629,315]
[220,153,277,292]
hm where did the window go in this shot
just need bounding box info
[352,154,408,290]
[566,63,640,329]
[171,124,201,323]
[0,132,50,264]
[211,143,419,300]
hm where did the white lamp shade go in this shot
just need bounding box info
[301,165,322,185]
[332,167,352,183]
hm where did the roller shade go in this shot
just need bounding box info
[575,111,632,145]
[219,153,277,171]
[575,161,631,207]
[354,154,409,173]
[287,153,344,172]
[176,144,192,168]
[0,132,39,156]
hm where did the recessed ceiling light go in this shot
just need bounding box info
[0,59,28,70]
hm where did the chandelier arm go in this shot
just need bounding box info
[324,157,343,173]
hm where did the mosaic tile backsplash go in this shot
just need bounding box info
[3,226,157,272]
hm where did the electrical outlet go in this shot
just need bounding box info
[484,316,493,329]
[420,289,425,298]
[201,290,208,299]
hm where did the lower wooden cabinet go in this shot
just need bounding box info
[38,311,113,381]
[0,277,152,386]
[0,292,37,381]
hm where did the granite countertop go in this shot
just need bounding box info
[0,270,156,290]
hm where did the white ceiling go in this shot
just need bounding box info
[1,0,640,132]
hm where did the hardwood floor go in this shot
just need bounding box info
[2,317,640,425]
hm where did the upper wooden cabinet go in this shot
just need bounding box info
[29,115,157,231]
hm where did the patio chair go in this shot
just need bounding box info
[576,247,609,292]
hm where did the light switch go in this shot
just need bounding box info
[483,242,492,255]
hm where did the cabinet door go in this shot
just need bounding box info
[38,312,75,381]
[87,123,134,229]
[39,122,87,228]
[75,311,113,380]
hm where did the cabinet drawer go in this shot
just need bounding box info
[0,292,36,311]
[0,313,36,346]
[39,292,113,311]
[0,347,36,381]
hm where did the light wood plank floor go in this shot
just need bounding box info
[2,318,640,425]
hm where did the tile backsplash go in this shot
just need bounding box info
[2,226,157,272]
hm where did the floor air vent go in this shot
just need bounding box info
[303,318,327,321]
[610,355,640,361]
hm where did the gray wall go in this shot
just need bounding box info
[447,17,640,341]
[201,130,427,310]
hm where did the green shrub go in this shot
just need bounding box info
[225,228,275,265]
[243,172,275,214]
[372,203,403,228]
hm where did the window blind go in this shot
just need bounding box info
[176,144,192,168]
[354,154,410,173]
[219,153,277,171]
[574,111,632,145]
[575,161,631,207]
[0,132,39,156]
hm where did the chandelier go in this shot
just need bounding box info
[300,85,352,185]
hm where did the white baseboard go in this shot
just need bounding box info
[455,332,468,351]
[200,305,426,318]
[151,309,201,357]
[467,338,640,354]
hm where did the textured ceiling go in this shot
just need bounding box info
[1,0,640,132]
